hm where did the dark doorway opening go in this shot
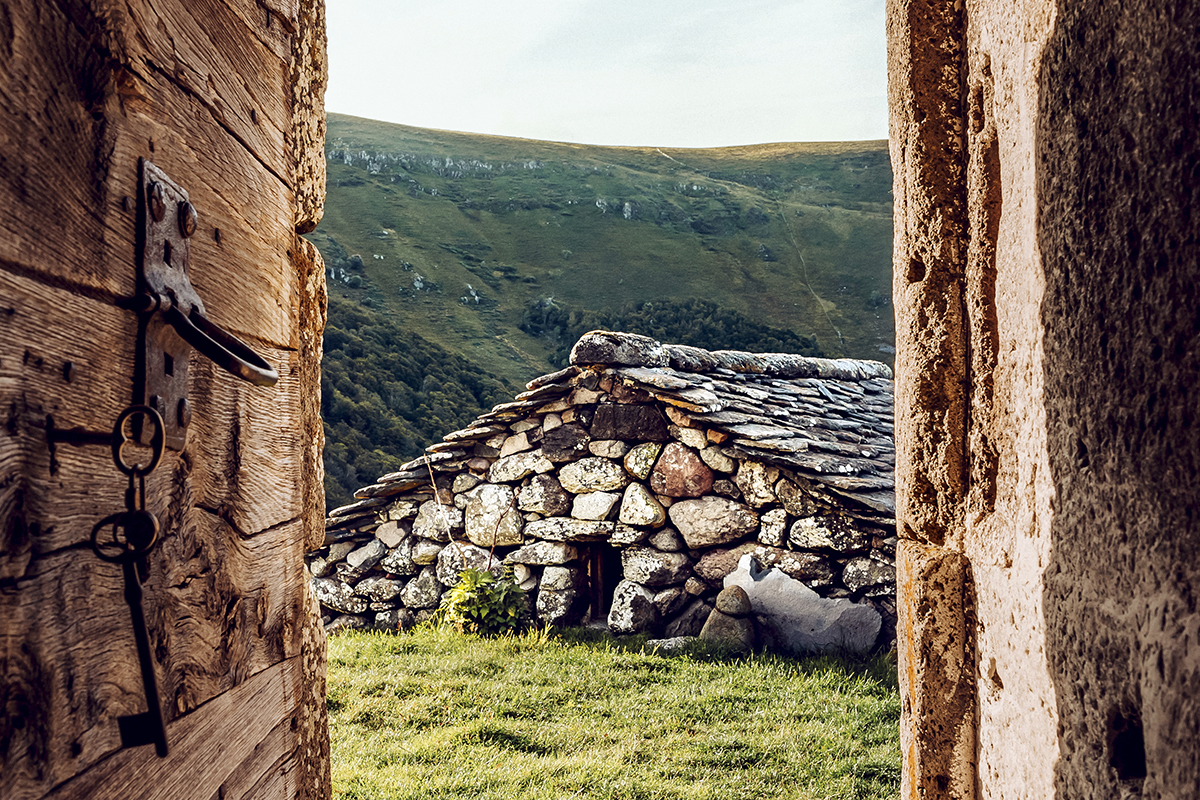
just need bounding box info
[585,544,623,624]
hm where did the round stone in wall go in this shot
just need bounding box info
[618,483,667,526]
[559,457,630,493]
[669,497,759,548]
[649,442,714,498]
[623,442,663,480]
[464,483,524,547]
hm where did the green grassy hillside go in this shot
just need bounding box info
[310,114,895,508]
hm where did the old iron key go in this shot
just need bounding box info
[90,404,169,757]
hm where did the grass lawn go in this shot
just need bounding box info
[326,627,900,800]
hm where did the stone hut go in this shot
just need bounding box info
[311,331,896,647]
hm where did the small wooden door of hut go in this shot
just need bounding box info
[0,2,331,799]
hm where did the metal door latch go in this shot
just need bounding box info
[134,158,279,450]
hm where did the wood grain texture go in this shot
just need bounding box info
[0,270,305,558]
[1,1,329,797]
[39,656,305,800]
[0,0,299,347]
[0,514,307,799]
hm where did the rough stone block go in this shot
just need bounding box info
[669,497,759,548]
[624,442,663,479]
[725,555,880,656]
[650,442,715,498]
[591,403,669,441]
[608,579,661,635]
[621,546,693,587]
[571,491,621,520]
[559,457,630,493]
[618,483,667,527]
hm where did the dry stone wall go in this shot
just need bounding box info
[312,332,897,650]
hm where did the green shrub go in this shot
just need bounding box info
[440,568,525,636]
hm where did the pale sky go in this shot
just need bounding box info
[325,0,887,148]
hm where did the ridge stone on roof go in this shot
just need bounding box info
[569,330,894,381]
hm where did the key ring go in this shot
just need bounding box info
[111,405,166,477]
[90,512,159,563]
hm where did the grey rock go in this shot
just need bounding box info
[346,539,388,570]
[714,585,752,616]
[525,517,615,542]
[758,508,788,547]
[412,501,463,543]
[517,474,572,516]
[464,483,524,547]
[842,557,897,592]
[665,600,712,637]
[326,541,357,562]
[591,403,669,441]
[413,608,438,626]
[776,479,820,517]
[452,473,482,493]
[644,636,698,656]
[618,483,667,526]
[623,442,663,479]
[670,425,709,450]
[711,479,742,498]
[335,561,368,584]
[511,563,532,584]
[725,555,881,656]
[384,500,421,521]
[610,523,651,546]
[374,608,416,631]
[734,462,779,508]
[669,497,759,548]
[652,586,690,617]
[327,614,369,634]
[699,607,756,653]
[400,567,443,609]
[411,539,444,565]
[499,431,532,457]
[536,587,587,627]
[375,520,409,548]
[380,539,419,577]
[699,446,736,473]
[559,457,629,493]
[588,439,630,458]
[505,540,580,565]
[571,491,621,520]
[571,330,667,367]
[436,542,504,586]
[622,546,693,587]
[789,515,872,553]
[308,556,333,578]
[355,576,406,603]
[314,577,368,615]
[540,564,584,592]
[541,424,591,462]
[489,449,554,483]
[647,527,686,552]
[608,580,661,635]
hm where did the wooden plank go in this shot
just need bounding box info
[0,0,298,347]
[58,0,292,183]
[38,656,305,800]
[0,516,307,799]
[0,269,305,558]
[212,716,295,800]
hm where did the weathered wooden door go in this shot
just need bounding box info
[1,2,330,798]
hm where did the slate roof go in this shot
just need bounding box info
[326,331,895,531]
